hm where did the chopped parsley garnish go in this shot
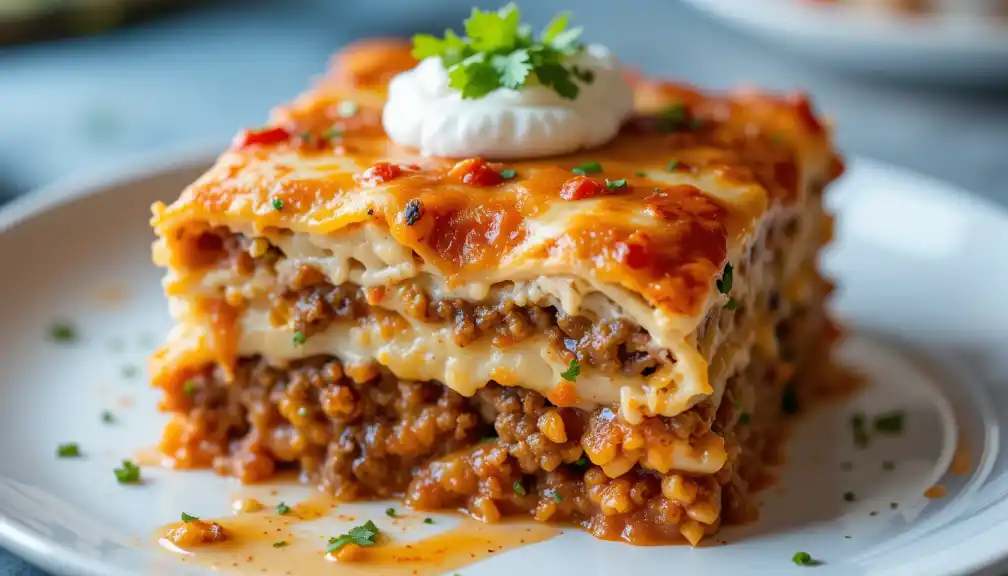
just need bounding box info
[850,413,870,448]
[792,551,820,566]
[50,322,78,343]
[183,379,197,396]
[882,460,895,471]
[413,5,592,100]
[560,358,580,382]
[114,460,141,483]
[890,502,898,510]
[292,330,307,346]
[322,128,344,140]
[605,178,627,190]
[725,299,739,311]
[572,161,602,175]
[297,406,308,418]
[57,443,81,458]
[844,535,852,539]
[181,512,199,523]
[337,100,359,117]
[385,507,396,518]
[500,168,518,180]
[276,502,291,515]
[716,263,733,295]
[738,412,751,425]
[273,540,288,548]
[781,381,799,415]
[121,365,138,379]
[513,480,527,496]
[659,104,687,132]
[546,488,563,503]
[423,517,434,524]
[404,198,424,226]
[574,455,589,467]
[843,491,855,502]
[326,520,380,553]
[634,171,647,177]
[666,160,680,171]
[272,197,285,211]
[873,411,905,435]
[100,410,115,424]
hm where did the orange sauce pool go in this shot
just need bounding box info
[924,485,947,499]
[950,441,972,475]
[156,501,557,575]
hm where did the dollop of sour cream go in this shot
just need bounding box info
[382,44,634,160]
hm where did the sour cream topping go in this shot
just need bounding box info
[382,44,635,160]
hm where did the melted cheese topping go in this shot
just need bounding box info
[382,44,634,159]
[150,39,844,422]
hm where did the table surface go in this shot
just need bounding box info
[0,0,1005,574]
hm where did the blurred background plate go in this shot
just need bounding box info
[681,0,1008,84]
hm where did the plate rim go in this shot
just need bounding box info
[1,147,1007,575]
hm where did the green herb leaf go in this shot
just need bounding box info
[413,5,590,100]
[634,171,647,177]
[890,502,898,510]
[572,161,602,175]
[574,455,588,467]
[666,160,680,171]
[725,298,739,311]
[100,410,115,424]
[513,480,527,496]
[850,413,869,448]
[181,512,199,522]
[560,358,580,382]
[276,502,291,515]
[546,488,563,503]
[273,540,288,548]
[716,263,733,295]
[322,128,343,140]
[50,322,78,343]
[292,330,307,346]
[738,412,751,425]
[336,101,358,118]
[493,49,532,89]
[792,551,820,566]
[114,460,141,483]
[57,443,81,458]
[385,507,396,518]
[183,379,197,396]
[605,178,627,190]
[499,168,517,180]
[873,411,904,435]
[327,520,380,553]
[423,517,434,525]
[272,197,284,211]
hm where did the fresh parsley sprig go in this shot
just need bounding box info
[412,4,593,100]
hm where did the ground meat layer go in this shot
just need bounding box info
[157,289,835,546]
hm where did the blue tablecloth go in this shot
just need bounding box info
[1,0,1005,573]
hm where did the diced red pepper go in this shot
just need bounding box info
[448,158,503,187]
[232,126,292,149]
[616,240,651,269]
[357,162,403,185]
[559,176,607,201]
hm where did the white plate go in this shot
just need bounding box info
[1,149,1008,576]
[681,0,1008,84]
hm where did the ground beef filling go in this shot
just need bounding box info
[272,277,668,376]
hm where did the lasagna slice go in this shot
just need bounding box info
[149,40,844,545]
